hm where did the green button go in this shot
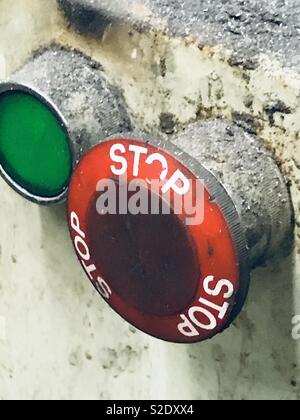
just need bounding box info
[0,89,72,199]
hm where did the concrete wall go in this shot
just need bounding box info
[0,0,299,400]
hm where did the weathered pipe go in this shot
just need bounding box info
[57,0,116,36]
[57,0,153,36]
[170,120,294,269]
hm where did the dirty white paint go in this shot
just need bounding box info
[0,0,300,400]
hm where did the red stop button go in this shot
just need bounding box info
[67,135,250,343]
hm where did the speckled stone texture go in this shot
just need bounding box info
[58,0,300,69]
[172,119,293,268]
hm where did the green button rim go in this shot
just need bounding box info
[0,82,75,204]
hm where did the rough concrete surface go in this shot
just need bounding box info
[0,0,300,400]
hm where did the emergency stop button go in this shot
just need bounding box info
[68,134,250,343]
